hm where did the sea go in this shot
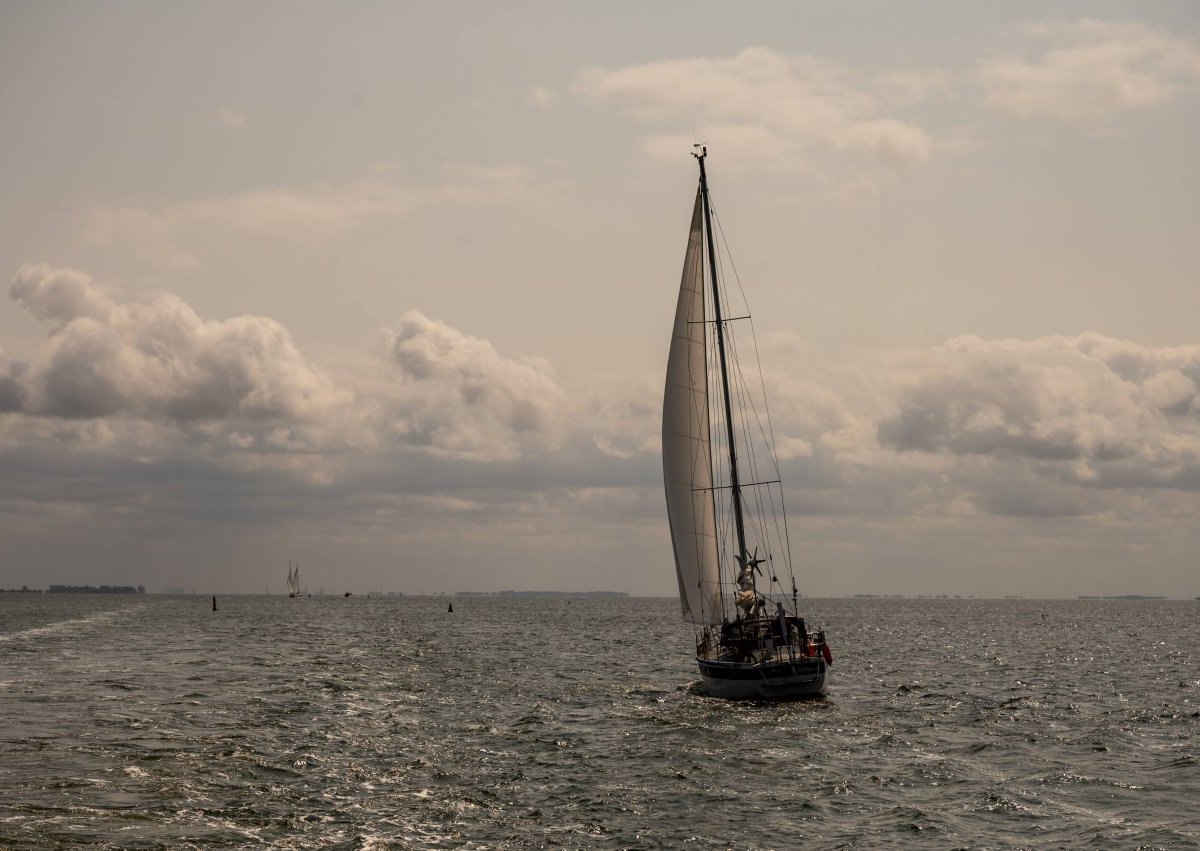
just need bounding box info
[0,594,1196,850]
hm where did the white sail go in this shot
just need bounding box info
[663,189,723,625]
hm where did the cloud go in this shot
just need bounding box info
[968,464,1106,518]
[8,265,1200,576]
[10,264,115,330]
[526,86,555,109]
[11,267,1200,506]
[576,47,935,174]
[980,19,1200,121]
[575,373,661,459]
[82,163,551,258]
[877,333,1200,491]
[678,330,1200,525]
[874,69,953,105]
[378,311,566,462]
[0,346,27,413]
[218,108,248,128]
[10,264,349,425]
[3,266,585,467]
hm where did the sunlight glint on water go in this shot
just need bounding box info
[1,594,1196,849]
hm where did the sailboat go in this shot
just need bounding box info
[663,147,832,699]
[287,562,299,598]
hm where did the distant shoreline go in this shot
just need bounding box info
[845,593,1174,601]
[46,585,145,594]
[455,590,629,598]
[3,589,1190,600]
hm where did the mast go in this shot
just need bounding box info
[695,147,749,569]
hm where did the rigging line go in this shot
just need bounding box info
[737,318,799,588]
[727,332,771,547]
[743,314,785,480]
[727,404,781,595]
[743,390,779,566]
[776,481,798,591]
[711,199,795,591]
[730,385,793,591]
[711,243,780,587]
[707,191,792,596]
[710,273,748,590]
[693,479,782,492]
[710,207,797,593]
[686,315,751,325]
[711,199,787,483]
[727,309,783,484]
[709,203,750,328]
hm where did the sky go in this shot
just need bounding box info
[1,1,1199,598]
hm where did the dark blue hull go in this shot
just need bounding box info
[697,656,828,700]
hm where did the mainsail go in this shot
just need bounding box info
[662,189,722,625]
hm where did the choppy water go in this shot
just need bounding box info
[0,594,1196,849]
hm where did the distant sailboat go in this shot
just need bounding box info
[287,561,299,598]
[663,147,832,699]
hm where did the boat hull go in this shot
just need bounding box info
[697,657,827,700]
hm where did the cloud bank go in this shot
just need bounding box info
[5,266,1200,595]
[878,334,1200,495]
[7,267,1200,512]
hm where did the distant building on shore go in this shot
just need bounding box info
[48,584,146,594]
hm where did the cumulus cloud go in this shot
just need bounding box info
[684,330,1200,524]
[4,266,593,467]
[980,19,1200,121]
[10,264,348,425]
[6,268,1200,596]
[877,333,1200,492]
[576,373,661,459]
[378,310,566,462]
[10,265,114,330]
[8,264,1200,548]
[576,47,935,174]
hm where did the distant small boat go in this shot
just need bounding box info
[287,562,299,598]
[663,148,832,699]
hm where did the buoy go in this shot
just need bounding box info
[212,596,217,611]
[448,602,454,613]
